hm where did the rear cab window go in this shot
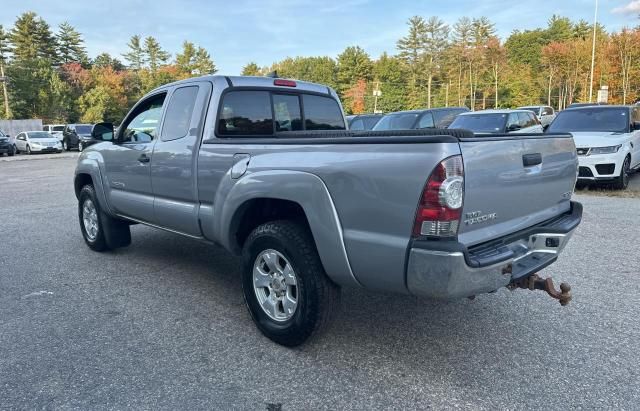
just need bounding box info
[217,89,345,137]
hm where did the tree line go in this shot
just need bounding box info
[0,12,216,123]
[0,11,639,123]
[242,15,640,114]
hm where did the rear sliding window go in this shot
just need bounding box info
[217,90,344,136]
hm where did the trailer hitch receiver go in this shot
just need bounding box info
[509,273,572,306]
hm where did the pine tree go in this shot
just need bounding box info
[175,41,196,74]
[423,16,449,107]
[34,18,57,61]
[56,22,87,64]
[193,47,216,75]
[397,16,427,73]
[123,35,145,70]
[10,12,40,60]
[144,36,170,71]
[93,53,125,70]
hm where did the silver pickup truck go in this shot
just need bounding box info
[74,75,582,346]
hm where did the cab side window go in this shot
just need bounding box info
[162,86,198,141]
[121,93,166,143]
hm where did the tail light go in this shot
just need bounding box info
[273,79,297,87]
[412,155,464,238]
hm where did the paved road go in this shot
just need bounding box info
[1,158,639,410]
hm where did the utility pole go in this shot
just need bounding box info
[588,0,598,103]
[373,81,382,113]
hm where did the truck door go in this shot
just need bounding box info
[102,91,166,222]
[150,81,212,236]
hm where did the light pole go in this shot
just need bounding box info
[588,0,599,102]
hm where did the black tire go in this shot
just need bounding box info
[613,156,631,190]
[8,145,15,156]
[78,185,132,252]
[62,139,69,151]
[78,141,83,152]
[26,145,31,155]
[13,145,19,154]
[242,220,340,347]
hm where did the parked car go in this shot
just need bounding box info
[74,75,581,346]
[14,131,62,154]
[62,124,96,151]
[346,114,384,130]
[517,105,556,128]
[43,124,65,141]
[448,109,544,134]
[0,129,15,156]
[566,102,607,109]
[372,107,469,131]
[547,105,640,189]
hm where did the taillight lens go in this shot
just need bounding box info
[413,155,464,238]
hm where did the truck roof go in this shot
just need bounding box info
[149,75,336,97]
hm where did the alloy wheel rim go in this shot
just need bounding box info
[82,199,99,241]
[252,249,298,322]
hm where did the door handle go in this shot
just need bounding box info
[138,154,150,163]
[522,153,542,167]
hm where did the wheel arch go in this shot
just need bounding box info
[215,170,361,288]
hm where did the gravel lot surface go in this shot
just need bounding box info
[1,157,638,410]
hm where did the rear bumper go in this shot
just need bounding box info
[406,201,582,299]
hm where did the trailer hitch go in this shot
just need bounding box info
[509,273,572,306]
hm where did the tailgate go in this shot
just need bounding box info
[457,134,577,246]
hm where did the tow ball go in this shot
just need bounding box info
[508,272,572,306]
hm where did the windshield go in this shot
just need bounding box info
[28,132,54,139]
[547,108,629,133]
[449,113,507,134]
[75,125,92,134]
[372,113,419,130]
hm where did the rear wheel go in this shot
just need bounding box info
[242,220,340,347]
[78,185,131,251]
[613,156,631,190]
[62,139,69,151]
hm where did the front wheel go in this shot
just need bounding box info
[78,141,83,152]
[7,145,15,156]
[613,156,631,190]
[242,220,340,347]
[62,140,69,151]
[26,145,31,155]
[78,185,131,251]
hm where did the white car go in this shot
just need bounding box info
[14,131,63,154]
[43,124,65,141]
[547,105,640,189]
[517,105,556,128]
[448,109,544,134]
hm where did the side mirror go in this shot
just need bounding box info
[507,124,521,132]
[91,122,114,142]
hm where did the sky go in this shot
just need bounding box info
[1,0,639,74]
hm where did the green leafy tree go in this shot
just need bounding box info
[144,36,170,71]
[371,52,408,112]
[241,62,262,76]
[56,22,87,64]
[176,41,216,76]
[122,35,145,70]
[193,47,216,75]
[270,56,338,88]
